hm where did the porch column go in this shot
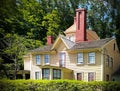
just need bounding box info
[50,68,53,80]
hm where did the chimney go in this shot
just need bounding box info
[75,8,87,42]
[47,36,53,45]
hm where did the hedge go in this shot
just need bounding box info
[0,79,120,91]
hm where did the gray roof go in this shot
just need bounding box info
[71,38,114,50]
[29,44,53,52]
[29,37,114,52]
[60,35,75,49]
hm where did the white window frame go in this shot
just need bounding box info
[88,52,95,64]
[35,71,40,80]
[44,54,50,64]
[35,54,41,65]
[77,53,83,64]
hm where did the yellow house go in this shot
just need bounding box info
[24,9,120,81]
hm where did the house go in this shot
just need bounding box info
[23,8,120,81]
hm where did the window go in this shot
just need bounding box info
[36,55,41,65]
[59,52,66,67]
[35,72,40,79]
[77,73,83,80]
[42,68,50,79]
[53,69,61,79]
[106,55,113,68]
[88,72,95,81]
[77,53,83,64]
[106,55,109,67]
[44,54,49,64]
[114,43,115,51]
[88,52,95,64]
[106,74,109,81]
[109,57,113,67]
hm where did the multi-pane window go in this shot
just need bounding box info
[88,72,95,81]
[44,54,49,64]
[106,55,109,67]
[36,55,41,65]
[42,68,50,79]
[53,69,61,79]
[77,73,83,80]
[106,55,113,68]
[59,52,66,67]
[110,57,113,67]
[35,72,40,79]
[77,53,83,64]
[88,52,95,64]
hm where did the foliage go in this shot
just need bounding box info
[0,80,120,91]
[0,0,120,79]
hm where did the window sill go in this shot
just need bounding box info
[44,63,50,65]
[36,64,41,66]
[87,63,95,65]
[77,63,84,65]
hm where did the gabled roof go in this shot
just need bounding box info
[51,35,75,49]
[71,38,114,50]
[60,35,75,49]
[28,37,114,53]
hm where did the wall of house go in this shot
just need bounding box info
[24,55,30,71]
[103,39,120,81]
[65,50,103,81]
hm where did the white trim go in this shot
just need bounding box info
[101,49,104,81]
[35,71,41,80]
[51,37,60,50]
[61,37,70,49]
[51,36,70,50]
[77,52,84,64]
[30,53,32,71]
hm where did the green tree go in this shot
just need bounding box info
[1,34,27,79]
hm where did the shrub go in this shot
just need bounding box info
[0,79,120,91]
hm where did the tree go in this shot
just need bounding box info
[42,10,61,38]
[1,34,27,79]
[104,0,120,50]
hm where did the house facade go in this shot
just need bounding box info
[24,9,120,81]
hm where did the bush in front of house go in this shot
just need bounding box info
[0,80,120,91]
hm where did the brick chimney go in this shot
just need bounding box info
[75,8,87,42]
[47,36,53,45]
